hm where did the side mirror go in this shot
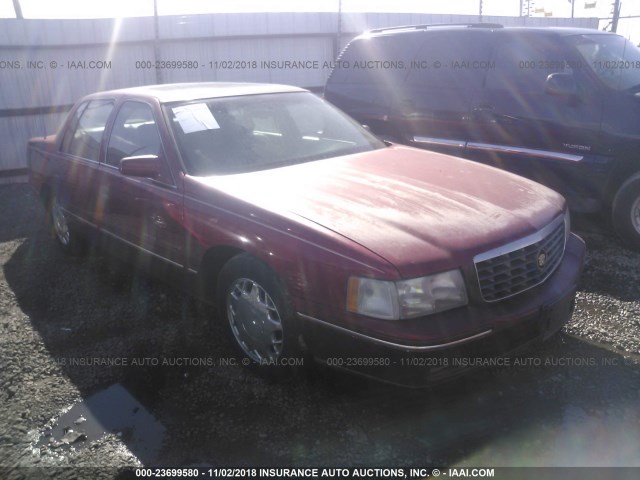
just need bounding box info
[545,73,577,97]
[119,155,162,178]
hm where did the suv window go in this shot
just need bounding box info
[486,36,574,95]
[569,34,640,91]
[405,31,493,90]
[61,99,114,161]
[331,35,416,85]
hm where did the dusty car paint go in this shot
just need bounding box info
[28,83,585,385]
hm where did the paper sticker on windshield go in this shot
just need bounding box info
[172,103,220,134]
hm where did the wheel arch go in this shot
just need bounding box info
[196,245,247,301]
[39,182,52,208]
[605,162,640,208]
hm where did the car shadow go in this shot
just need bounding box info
[0,184,44,243]
[2,184,640,468]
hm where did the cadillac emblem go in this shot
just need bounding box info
[537,250,547,270]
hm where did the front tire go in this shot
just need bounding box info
[217,254,300,371]
[612,173,640,251]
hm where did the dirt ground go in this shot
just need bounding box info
[0,183,639,479]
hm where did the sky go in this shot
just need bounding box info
[1,0,639,43]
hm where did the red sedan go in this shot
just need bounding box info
[28,83,585,386]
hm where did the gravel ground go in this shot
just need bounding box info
[0,183,639,479]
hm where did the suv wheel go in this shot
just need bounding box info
[612,172,640,251]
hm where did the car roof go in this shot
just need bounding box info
[362,24,615,39]
[87,82,307,104]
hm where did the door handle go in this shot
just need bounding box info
[151,214,167,229]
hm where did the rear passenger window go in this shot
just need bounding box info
[332,35,417,85]
[61,100,114,161]
[405,32,493,90]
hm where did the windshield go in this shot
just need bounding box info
[164,91,384,175]
[569,33,640,91]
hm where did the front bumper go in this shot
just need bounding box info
[298,233,586,387]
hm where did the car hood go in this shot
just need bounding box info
[194,146,565,277]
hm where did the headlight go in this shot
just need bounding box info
[347,270,468,320]
[347,277,399,320]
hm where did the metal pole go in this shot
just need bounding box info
[153,0,162,84]
[571,0,575,18]
[12,0,23,19]
[612,0,621,32]
[335,0,342,59]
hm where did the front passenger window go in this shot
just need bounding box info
[106,102,171,184]
[107,102,162,167]
[487,39,574,96]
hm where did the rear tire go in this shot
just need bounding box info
[47,192,85,256]
[612,173,640,251]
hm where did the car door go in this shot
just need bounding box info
[57,99,114,227]
[398,30,493,156]
[467,32,607,211]
[99,100,185,270]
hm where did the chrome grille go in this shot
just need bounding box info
[475,216,566,302]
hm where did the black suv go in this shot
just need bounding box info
[325,24,640,249]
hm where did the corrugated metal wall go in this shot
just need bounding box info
[0,12,599,175]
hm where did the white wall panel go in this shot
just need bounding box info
[0,12,600,173]
[0,113,67,171]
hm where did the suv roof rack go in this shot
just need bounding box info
[368,23,504,34]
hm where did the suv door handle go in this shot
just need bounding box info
[472,105,494,113]
[472,105,499,123]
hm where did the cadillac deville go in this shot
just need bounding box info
[28,83,586,386]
